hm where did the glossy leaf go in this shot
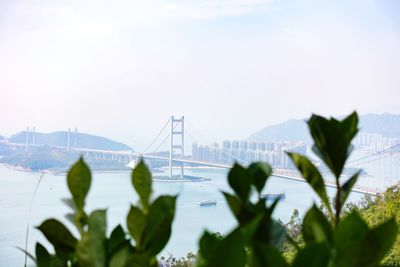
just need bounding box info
[228,163,251,202]
[247,162,272,193]
[76,210,107,267]
[333,211,369,266]
[251,243,287,267]
[124,254,153,267]
[302,205,333,244]
[127,205,146,248]
[240,215,263,244]
[198,231,221,262]
[35,243,51,267]
[131,159,152,212]
[37,219,77,252]
[200,230,246,267]
[307,112,358,178]
[268,219,287,248]
[292,243,330,267]
[287,152,333,218]
[141,195,177,255]
[107,224,127,256]
[67,157,91,212]
[222,191,242,219]
[358,218,398,267]
[339,171,360,208]
[109,243,132,267]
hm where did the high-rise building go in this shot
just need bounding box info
[223,140,231,150]
[257,142,266,151]
[240,141,248,151]
[192,143,198,160]
[232,140,239,149]
[249,142,258,151]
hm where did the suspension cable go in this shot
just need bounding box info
[141,118,171,154]
[151,120,179,154]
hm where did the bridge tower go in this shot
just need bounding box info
[169,116,185,178]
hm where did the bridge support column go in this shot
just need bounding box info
[169,116,185,178]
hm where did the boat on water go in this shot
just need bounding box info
[198,200,217,206]
[261,193,285,201]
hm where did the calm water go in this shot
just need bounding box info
[0,164,371,266]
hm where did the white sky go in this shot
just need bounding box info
[0,0,399,150]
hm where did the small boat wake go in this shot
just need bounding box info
[197,200,217,207]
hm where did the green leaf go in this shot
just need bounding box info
[107,225,127,256]
[292,243,330,267]
[222,192,242,219]
[37,219,77,252]
[109,243,133,267]
[251,243,288,267]
[358,218,398,267]
[67,157,91,212]
[141,195,177,255]
[340,112,359,143]
[302,205,333,244]
[333,211,369,267]
[131,159,152,212]
[35,243,51,267]
[308,112,358,178]
[228,163,251,202]
[269,219,287,248]
[200,230,247,267]
[247,162,272,193]
[76,210,107,267]
[240,215,263,244]
[198,231,221,262]
[339,171,360,208]
[124,254,153,267]
[287,153,333,219]
[127,205,146,248]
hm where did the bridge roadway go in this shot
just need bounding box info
[7,144,380,196]
[72,147,380,195]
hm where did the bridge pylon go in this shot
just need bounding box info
[169,116,185,178]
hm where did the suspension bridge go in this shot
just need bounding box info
[6,116,400,195]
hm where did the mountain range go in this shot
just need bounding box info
[248,113,400,142]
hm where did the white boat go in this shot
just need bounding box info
[198,200,217,206]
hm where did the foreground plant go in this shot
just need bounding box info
[197,112,398,267]
[28,159,176,267]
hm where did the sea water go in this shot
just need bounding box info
[0,165,373,266]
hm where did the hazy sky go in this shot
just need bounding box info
[0,0,399,150]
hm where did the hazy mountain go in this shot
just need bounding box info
[248,113,400,142]
[8,131,132,151]
[359,113,400,138]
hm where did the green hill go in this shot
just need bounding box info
[9,131,132,151]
